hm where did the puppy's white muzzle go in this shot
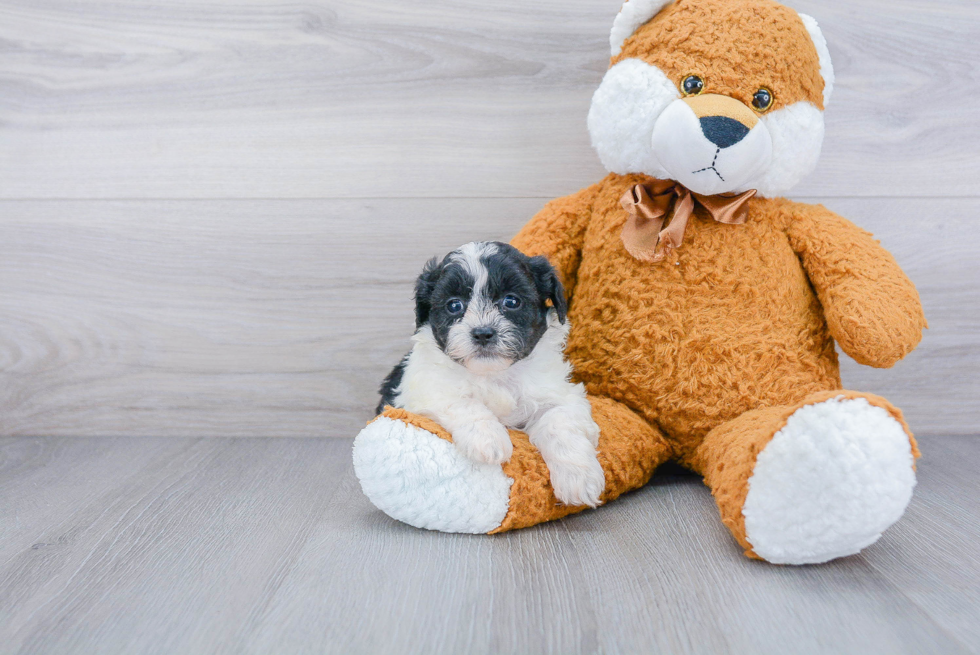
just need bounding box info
[446,302,518,374]
[651,95,773,196]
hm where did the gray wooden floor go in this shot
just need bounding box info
[1,435,977,654]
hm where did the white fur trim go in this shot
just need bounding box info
[798,13,835,106]
[746,101,825,198]
[742,398,916,565]
[353,417,512,533]
[610,0,673,57]
[587,58,677,179]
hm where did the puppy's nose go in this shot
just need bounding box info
[699,116,750,149]
[471,327,496,344]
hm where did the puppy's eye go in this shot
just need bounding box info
[502,295,521,310]
[681,75,704,96]
[752,88,774,112]
[446,299,464,314]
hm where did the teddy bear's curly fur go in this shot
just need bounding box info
[354,0,926,564]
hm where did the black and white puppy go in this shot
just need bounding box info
[378,241,604,507]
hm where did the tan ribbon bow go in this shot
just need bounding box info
[620,179,757,263]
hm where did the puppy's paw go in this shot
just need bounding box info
[548,446,605,508]
[453,419,513,465]
[581,417,601,448]
[562,392,600,447]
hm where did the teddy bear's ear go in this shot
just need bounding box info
[798,13,835,107]
[610,0,673,57]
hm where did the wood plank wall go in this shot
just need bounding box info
[1,0,977,437]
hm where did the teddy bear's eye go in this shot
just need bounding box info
[752,88,774,112]
[681,75,705,96]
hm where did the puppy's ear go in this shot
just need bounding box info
[414,257,442,328]
[528,256,567,324]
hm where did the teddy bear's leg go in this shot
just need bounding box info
[353,396,672,534]
[690,390,920,564]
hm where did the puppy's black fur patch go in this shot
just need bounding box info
[527,255,567,324]
[376,353,409,415]
[377,242,566,415]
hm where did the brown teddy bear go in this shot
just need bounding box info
[353,0,926,565]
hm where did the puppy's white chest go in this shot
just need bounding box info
[475,380,520,424]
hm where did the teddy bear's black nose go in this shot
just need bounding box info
[700,116,751,149]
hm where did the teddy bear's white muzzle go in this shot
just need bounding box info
[651,98,773,196]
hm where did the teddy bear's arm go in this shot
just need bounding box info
[785,202,926,368]
[511,182,601,300]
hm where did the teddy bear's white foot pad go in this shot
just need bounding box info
[742,397,916,565]
[352,416,513,533]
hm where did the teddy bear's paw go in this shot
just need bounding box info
[452,418,514,466]
[742,397,916,565]
[353,416,513,533]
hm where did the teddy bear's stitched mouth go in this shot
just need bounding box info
[692,148,726,182]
